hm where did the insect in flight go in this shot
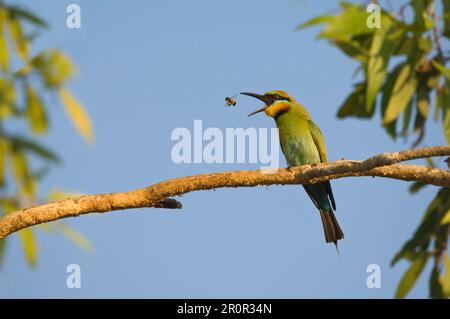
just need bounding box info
[225,95,237,107]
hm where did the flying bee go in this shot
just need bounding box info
[225,95,237,107]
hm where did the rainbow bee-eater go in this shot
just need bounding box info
[241,90,344,246]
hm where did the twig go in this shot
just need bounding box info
[431,5,444,60]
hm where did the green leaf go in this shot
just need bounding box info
[380,64,404,138]
[429,263,445,299]
[7,14,29,60]
[0,78,15,118]
[417,87,430,119]
[414,108,426,133]
[366,25,398,113]
[10,148,35,197]
[409,180,427,193]
[47,189,81,202]
[296,15,334,30]
[58,223,92,252]
[418,36,433,53]
[393,36,414,55]
[441,209,450,225]
[442,253,450,297]
[59,88,94,143]
[402,100,413,135]
[383,64,418,124]
[435,86,444,122]
[25,84,47,134]
[32,50,76,88]
[0,138,7,186]
[384,116,398,140]
[0,198,19,214]
[18,228,37,267]
[334,39,368,62]
[9,135,60,163]
[0,33,8,71]
[7,5,48,28]
[337,83,374,118]
[425,157,435,167]
[392,188,450,265]
[411,0,428,32]
[381,64,403,114]
[443,0,450,38]
[431,61,450,80]
[0,8,6,30]
[443,101,450,144]
[414,187,450,237]
[0,8,9,71]
[318,4,374,40]
[395,252,429,298]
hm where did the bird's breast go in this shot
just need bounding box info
[276,116,321,166]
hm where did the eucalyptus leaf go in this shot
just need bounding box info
[0,78,15,118]
[0,30,8,72]
[383,64,418,124]
[429,263,445,299]
[431,61,450,80]
[7,14,28,59]
[392,188,450,265]
[7,5,48,28]
[18,228,37,267]
[395,252,429,298]
[58,223,92,252]
[337,83,374,118]
[366,27,392,113]
[32,50,76,88]
[409,180,427,194]
[402,100,413,135]
[59,88,94,143]
[441,209,450,225]
[25,84,47,134]
[443,0,450,38]
[296,15,334,31]
[318,4,374,40]
[10,148,35,197]
[443,102,450,144]
[442,253,450,297]
[9,135,60,163]
[0,138,6,186]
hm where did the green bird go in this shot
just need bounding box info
[241,90,344,246]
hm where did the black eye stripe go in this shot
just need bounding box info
[267,94,291,102]
[273,95,290,102]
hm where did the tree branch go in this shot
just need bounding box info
[0,146,449,240]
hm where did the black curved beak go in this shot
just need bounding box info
[240,92,274,117]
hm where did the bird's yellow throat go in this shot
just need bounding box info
[265,101,291,118]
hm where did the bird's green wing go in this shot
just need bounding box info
[307,120,336,210]
[307,120,328,163]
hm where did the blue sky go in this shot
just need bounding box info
[0,0,448,298]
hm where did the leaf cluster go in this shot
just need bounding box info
[299,0,450,298]
[0,4,92,267]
